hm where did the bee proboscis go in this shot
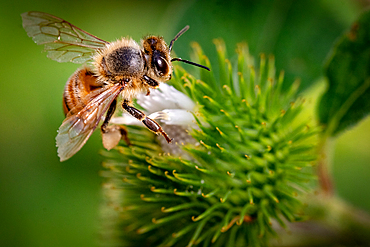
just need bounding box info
[22,11,209,161]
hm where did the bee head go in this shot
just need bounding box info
[141,26,210,89]
[142,36,172,81]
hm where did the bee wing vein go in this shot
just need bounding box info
[21,11,108,63]
[56,84,123,161]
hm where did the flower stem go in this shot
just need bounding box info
[316,134,335,195]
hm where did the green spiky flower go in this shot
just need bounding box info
[100,40,318,247]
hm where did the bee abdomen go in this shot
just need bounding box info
[62,67,102,116]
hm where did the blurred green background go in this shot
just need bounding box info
[1,0,370,246]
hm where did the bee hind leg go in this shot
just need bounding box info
[101,99,130,150]
[122,100,172,143]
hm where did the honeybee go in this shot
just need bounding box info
[22,11,209,161]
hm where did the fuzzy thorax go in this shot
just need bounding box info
[92,38,148,100]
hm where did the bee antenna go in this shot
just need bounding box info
[169,25,190,51]
[171,58,210,71]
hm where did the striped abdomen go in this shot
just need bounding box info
[62,67,103,116]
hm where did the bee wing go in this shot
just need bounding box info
[56,84,123,161]
[21,11,108,63]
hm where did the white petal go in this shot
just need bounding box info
[137,84,195,113]
[111,84,196,127]
[149,109,195,126]
[110,115,141,125]
[112,109,195,127]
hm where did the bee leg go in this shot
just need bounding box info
[143,75,159,88]
[122,100,172,143]
[101,100,130,149]
[101,99,117,133]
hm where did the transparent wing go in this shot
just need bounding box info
[56,84,123,161]
[22,11,109,63]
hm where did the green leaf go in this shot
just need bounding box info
[318,10,370,136]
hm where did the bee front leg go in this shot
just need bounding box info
[122,100,172,143]
[101,99,130,150]
[143,75,159,88]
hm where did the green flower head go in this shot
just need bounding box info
[100,40,318,247]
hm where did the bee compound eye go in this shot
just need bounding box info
[154,56,169,76]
